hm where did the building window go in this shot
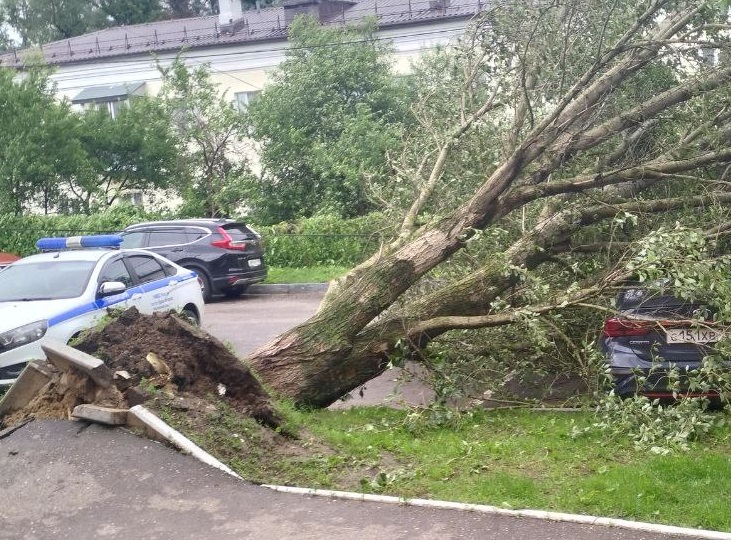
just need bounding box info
[234,90,260,112]
[119,191,143,207]
[82,99,126,119]
[72,82,146,119]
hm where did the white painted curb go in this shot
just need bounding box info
[127,405,241,479]
[261,485,731,540]
[123,407,730,539]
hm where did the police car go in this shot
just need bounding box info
[0,235,204,385]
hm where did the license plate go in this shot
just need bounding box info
[249,258,261,268]
[665,327,722,344]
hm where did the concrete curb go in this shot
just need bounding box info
[248,283,329,295]
[126,405,241,479]
[261,485,731,539]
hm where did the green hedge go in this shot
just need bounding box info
[0,209,392,267]
[0,205,150,256]
[259,213,391,267]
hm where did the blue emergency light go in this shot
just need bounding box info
[36,235,123,251]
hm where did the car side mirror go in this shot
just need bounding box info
[98,281,127,296]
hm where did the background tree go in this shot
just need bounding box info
[2,0,103,45]
[99,0,163,26]
[0,4,14,50]
[67,97,181,213]
[238,0,731,408]
[163,0,214,18]
[1,0,167,46]
[0,67,86,214]
[157,55,252,218]
[245,16,410,223]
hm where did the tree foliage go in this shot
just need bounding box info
[70,97,181,213]
[156,55,252,218]
[242,0,731,408]
[0,67,84,214]
[0,0,215,47]
[246,16,411,223]
[99,0,164,26]
[3,0,103,45]
[0,68,181,214]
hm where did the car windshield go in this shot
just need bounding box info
[0,260,96,301]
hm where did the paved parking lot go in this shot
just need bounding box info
[202,292,324,357]
[202,292,434,408]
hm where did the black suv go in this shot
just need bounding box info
[120,219,267,302]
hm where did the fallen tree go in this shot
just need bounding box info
[246,0,731,407]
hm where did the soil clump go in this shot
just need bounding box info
[72,307,282,427]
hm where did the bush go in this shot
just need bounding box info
[260,213,393,267]
[0,205,153,256]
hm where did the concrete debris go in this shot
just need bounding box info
[72,404,128,425]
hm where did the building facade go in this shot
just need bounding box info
[1,0,484,110]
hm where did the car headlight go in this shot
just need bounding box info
[0,320,48,352]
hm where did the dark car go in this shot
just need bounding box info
[120,219,267,302]
[599,284,725,400]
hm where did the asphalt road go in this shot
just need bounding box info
[202,292,435,408]
[0,420,695,540]
[202,291,324,358]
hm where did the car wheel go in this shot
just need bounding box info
[180,307,200,326]
[191,268,213,303]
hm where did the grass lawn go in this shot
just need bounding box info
[264,266,349,284]
[191,405,731,533]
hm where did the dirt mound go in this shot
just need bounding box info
[68,307,281,427]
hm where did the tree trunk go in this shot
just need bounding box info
[245,0,731,407]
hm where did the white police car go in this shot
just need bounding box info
[0,235,204,385]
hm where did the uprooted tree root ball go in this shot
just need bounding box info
[71,307,283,428]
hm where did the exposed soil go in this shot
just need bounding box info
[68,308,378,486]
[71,307,282,428]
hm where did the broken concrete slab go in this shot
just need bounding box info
[0,361,56,420]
[42,339,113,388]
[72,404,129,426]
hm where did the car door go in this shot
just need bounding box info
[123,253,176,314]
[95,255,135,313]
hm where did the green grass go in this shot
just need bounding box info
[278,406,731,532]
[264,266,349,284]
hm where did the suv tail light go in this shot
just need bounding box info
[602,317,657,337]
[211,227,246,251]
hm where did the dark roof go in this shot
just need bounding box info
[0,0,483,67]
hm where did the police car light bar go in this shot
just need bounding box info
[36,235,123,251]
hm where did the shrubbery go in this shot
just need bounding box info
[260,213,392,267]
[0,205,151,256]
[0,208,390,268]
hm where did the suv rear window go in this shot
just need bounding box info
[222,224,255,240]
